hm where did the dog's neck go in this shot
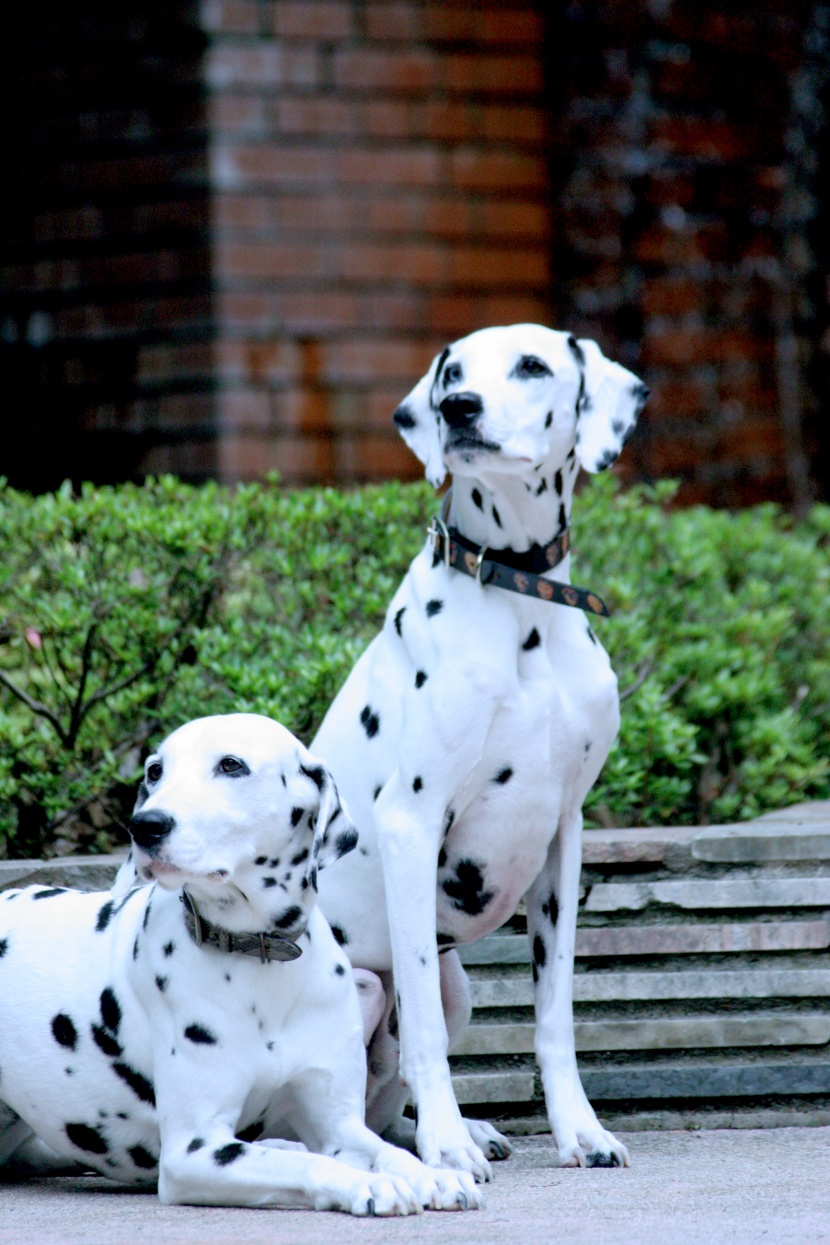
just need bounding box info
[177,879,307,940]
[448,451,578,557]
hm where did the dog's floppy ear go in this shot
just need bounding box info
[298,757,358,890]
[572,337,649,473]
[392,348,450,488]
[110,778,148,899]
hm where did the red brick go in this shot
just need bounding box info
[273,2,354,40]
[214,242,329,281]
[423,6,543,46]
[444,54,544,95]
[214,340,301,385]
[333,48,437,92]
[335,147,441,186]
[216,388,272,431]
[364,4,423,42]
[337,433,421,481]
[336,243,446,284]
[199,0,260,35]
[217,432,336,483]
[214,145,331,188]
[482,103,547,143]
[450,148,547,192]
[448,246,550,289]
[317,338,434,384]
[205,44,320,91]
[477,201,550,240]
[209,94,266,135]
[275,97,358,137]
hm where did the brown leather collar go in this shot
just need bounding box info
[428,500,610,618]
[181,889,304,963]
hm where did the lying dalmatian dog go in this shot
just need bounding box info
[0,713,480,1215]
[314,324,649,1177]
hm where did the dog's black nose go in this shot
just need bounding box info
[439,391,483,428]
[129,810,175,849]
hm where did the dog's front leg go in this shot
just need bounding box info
[527,809,630,1168]
[374,774,493,1182]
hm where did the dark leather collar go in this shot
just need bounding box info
[181,889,303,963]
[428,496,610,618]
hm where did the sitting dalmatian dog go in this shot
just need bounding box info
[0,713,480,1215]
[313,324,649,1177]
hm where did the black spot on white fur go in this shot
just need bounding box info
[65,1122,108,1155]
[413,776,423,793]
[129,1144,157,1170]
[425,599,443,618]
[184,1024,218,1046]
[394,606,406,635]
[51,1013,78,1050]
[0,937,7,958]
[113,1062,156,1105]
[523,628,540,651]
[33,887,66,900]
[214,1141,246,1166]
[471,488,483,510]
[442,859,494,916]
[330,925,348,946]
[554,469,563,494]
[415,670,428,688]
[494,767,513,785]
[360,705,380,738]
[393,404,416,430]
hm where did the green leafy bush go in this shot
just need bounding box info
[0,474,827,859]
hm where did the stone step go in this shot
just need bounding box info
[458,920,830,965]
[451,1070,536,1106]
[470,967,830,1008]
[451,1059,830,1107]
[581,1060,830,1101]
[585,877,830,913]
[453,1014,830,1056]
[692,823,830,863]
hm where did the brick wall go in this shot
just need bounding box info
[0,4,217,491]
[549,0,825,506]
[2,1,828,504]
[202,0,552,484]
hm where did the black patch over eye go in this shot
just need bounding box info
[216,755,250,777]
[443,361,463,387]
[513,354,553,380]
[146,762,163,783]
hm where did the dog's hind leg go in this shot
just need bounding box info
[527,809,630,1168]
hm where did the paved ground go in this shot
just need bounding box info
[2,1127,828,1245]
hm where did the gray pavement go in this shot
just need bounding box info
[2,1127,829,1245]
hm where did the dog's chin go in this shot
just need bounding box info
[443,436,501,472]
[138,859,229,891]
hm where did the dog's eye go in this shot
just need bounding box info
[146,762,163,783]
[514,355,553,379]
[443,362,463,386]
[217,755,250,777]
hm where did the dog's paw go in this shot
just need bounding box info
[417,1120,493,1184]
[423,1167,484,1211]
[463,1117,512,1162]
[556,1122,630,1169]
[374,1145,483,1211]
[347,1174,423,1217]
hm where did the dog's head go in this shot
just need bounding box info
[111,714,356,933]
[393,324,649,487]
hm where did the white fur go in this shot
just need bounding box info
[314,325,647,1174]
[0,714,481,1214]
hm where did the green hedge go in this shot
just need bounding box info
[0,475,827,859]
